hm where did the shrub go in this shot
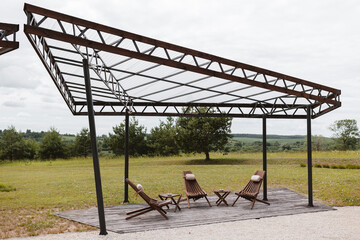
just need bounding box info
[0,183,16,192]
[314,164,322,168]
[322,164,330,168]
[346,164,360,169]
[338,165,346,169]
[300,163,306,167]
[330,165,338,169]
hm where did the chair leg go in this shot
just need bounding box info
[255,198,270,205]
[155,207,169,220]
[251,198,256,209]
[204,196,212,207]
[160,207,167,214]
[126,208,154,220]
[126,206,152,215]
[232,195,241,206]
[187,197,191,208]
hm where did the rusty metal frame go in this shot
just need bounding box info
[23,3,341,119]
[0,23,19,55]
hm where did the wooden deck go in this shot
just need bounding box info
[53,188,333,234]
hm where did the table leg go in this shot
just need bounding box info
[216,192,230,206]
[172,196,182,212]
[222,192,230,206]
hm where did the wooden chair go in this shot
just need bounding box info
[232,170,270,209]
[182,171,212,208]
[125,178,172,220]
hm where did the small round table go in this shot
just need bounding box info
[158,193,182,212]
[213,189,231,206]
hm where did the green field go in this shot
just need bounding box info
[0,151,359,238]
[232,136,304,144]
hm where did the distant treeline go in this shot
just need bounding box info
[0,118,359,161]
[232,134,306,139]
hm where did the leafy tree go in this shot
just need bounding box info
[74,128,91,157]
[106,117,148,156]
[312,135,327,151]
[38,128,66,159]
[0,126,37,160]
[329,119,360,150]
[176,108,232,160]
[23,139,38,159]
[0,126,23,160]
[148,117,179,156]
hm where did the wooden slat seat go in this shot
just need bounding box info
[125,178,172,220]
[232,170,270,209]
[182,171,212,208]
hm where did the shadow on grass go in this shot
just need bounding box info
[133,157,261,166]
[184,158,255,165]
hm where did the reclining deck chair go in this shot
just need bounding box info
[125,178,172,220]
[182,171,212,208]
[232,170,270,209]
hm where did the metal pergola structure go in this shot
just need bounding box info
[22,3,341,235]
[0,22,19,55]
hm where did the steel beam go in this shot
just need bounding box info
[307,106,313,207]
[123,109,130,203]
[0,22,19,55]
[83,59,108,235]
[262,115,268,201]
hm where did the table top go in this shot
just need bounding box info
[159,193,181,198]
[213,189,230,193]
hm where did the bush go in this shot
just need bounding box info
[330,165,338,169]
[338,165,346,169]
[322,164,330,168]
[0,183,16,192]
[300,163,306,167]
[314,163,322,168]
[346,164,360,169]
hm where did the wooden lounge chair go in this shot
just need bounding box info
[182,171,212,208]
[125,178,172,220]
[232,170,270,209]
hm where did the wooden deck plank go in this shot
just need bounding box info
[53,188,333,234]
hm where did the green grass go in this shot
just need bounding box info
[0,151,359,238]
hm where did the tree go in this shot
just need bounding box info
[329,119,360,150]
[148,117,179,156]
[106,117,148,156]
[38,128,66,159]
[74,128,91,157]
[0,126,37,160]
[312,135,327,151]
[176,108,232,160]
[0,126,23,160]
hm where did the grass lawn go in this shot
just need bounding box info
[0,151,359,238]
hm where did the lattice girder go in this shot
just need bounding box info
[0,23,19,55]
[23,3,341,119]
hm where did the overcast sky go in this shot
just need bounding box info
[1,0,359,137]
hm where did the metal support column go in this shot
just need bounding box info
[262,115,268,201]
[83,59,107,235]
[123,109,129,203]
[307,106,314,207]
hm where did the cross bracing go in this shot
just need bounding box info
[0,23,19,55]
[23,3,341,118]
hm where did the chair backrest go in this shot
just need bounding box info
[242,170,266,194]
[125,178,152,204]
[182,171,205,195]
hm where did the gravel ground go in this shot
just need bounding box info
[9,206,359,240]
